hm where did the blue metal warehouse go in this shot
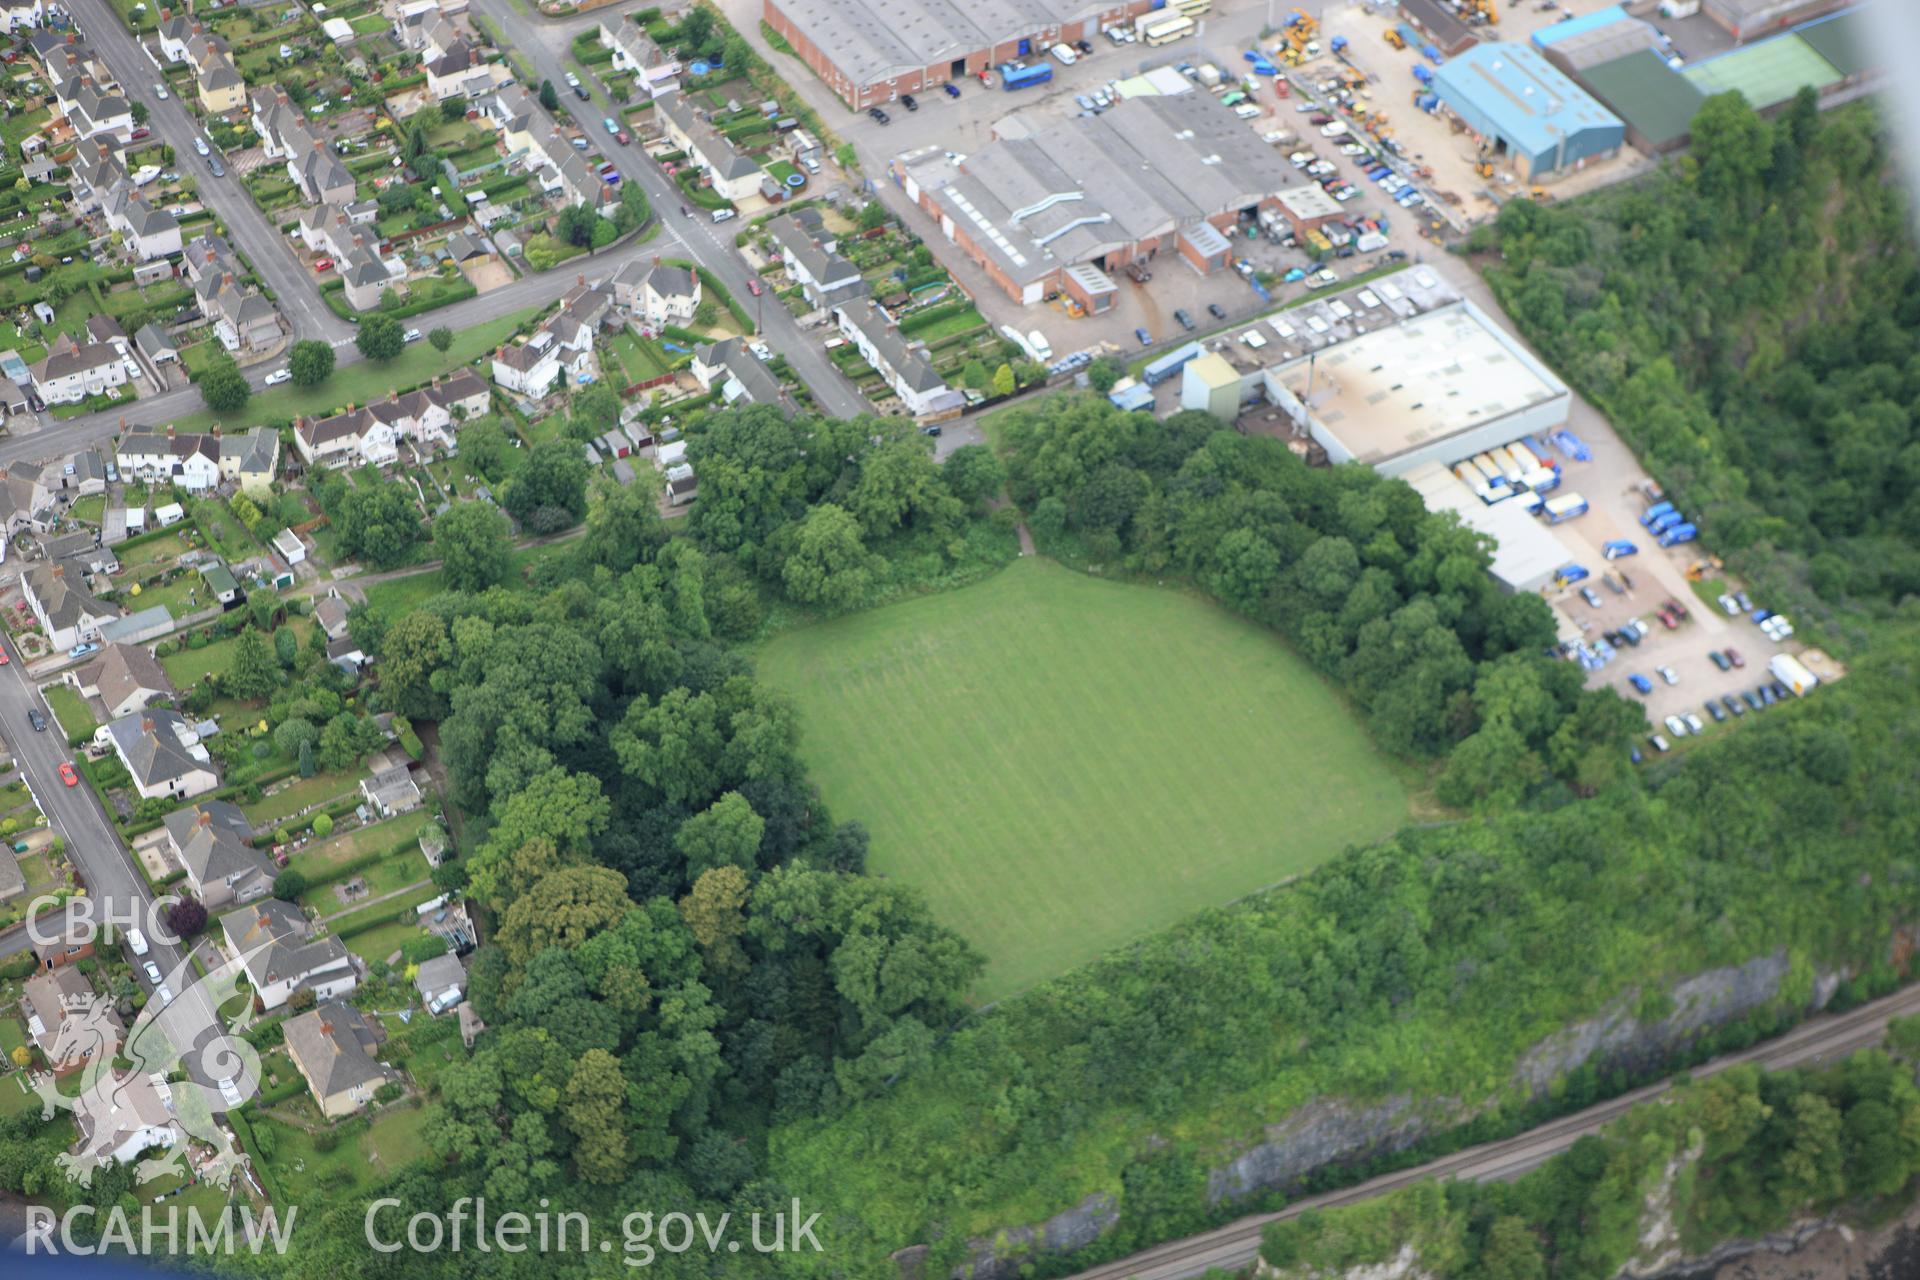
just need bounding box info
[1433,42,1626,180]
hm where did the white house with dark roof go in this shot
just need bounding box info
[656,91,764,203]
[834,297,962,418]
[23,562,116,651]
[491,281,612,398]
[599,17,680,98]
[425,37,492,99]
[95,710,217,801]
[691,337,792,416]
[29,334,127,406]
[611,258,700,328]
[72,1069,182,1167]
[164,800,273,909]
[67,642,173,720]
[340,239,405,312]
[220,900,357,1012]
[117,427,221,491]
[766,209,866,309]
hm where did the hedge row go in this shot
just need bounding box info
[663,258,753,331]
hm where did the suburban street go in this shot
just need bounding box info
[74,0,353,345]
[1061,980,1920,1280]
[0,640,234,1094]
[470,0,870,419]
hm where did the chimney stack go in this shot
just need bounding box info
[142,718,154,734]
[166,426,175,440]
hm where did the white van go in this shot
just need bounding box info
[127,928,149,957]
[1026,329,1053,362]
[1051,43,1078,65]
[710,208,736,223]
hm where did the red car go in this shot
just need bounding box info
[58,763,78,787]
[747,278,762,296]
[313,257,333,273]
[130,127,151,140]
[0,650,9,665]
[615,129,631,145]
[1725,647,1745,668]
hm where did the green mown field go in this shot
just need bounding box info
[756,557,1412,1001]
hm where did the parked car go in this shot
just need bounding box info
[1725,647,1745,668]
[264,368,291,385]
[127,929,148,957]
[869,108,889,124]
[313,256,333,272]
[1657,665,1678,685]
[1708,650,1731,671]
[1723,695,1745,718]
[27,709,45,732]
[1135,327,1152,347]
[1648,733,1670,753]
[1580,585,1602,608]
[403,328,423,343]
[747,278,762,296]
[58,762,77,787]
[901,94,918,111]
[1075,38,1093,54]
[1705,700,1727,723]
[154,83,169,99]
[1173,309,1195,330]
[131,127,151,141]
[208,158,224,177]
[565,71,581,87]
[193,136,210,156]
[1207,302,1226,320]
[1741,690,1763,712]
[1664,714,1689,738]
[603,116,619,134]
[573,84,590,101]
[143,961,163,985]
[1602,539,1637,560]
[1628,673,1652,694]
[70,642,98,658]
[944,82,961,98]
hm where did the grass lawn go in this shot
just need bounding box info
[119,532,192,569]
[289,813,432,882]
[71,496,106,524]
[162,618,316,689]
[241,769,359,828]
[256,1101,431,1203]
[42,684,96,741]
[124,574,204,620]
[0,1069,39,1118]
[298,846,428,912]
[754,557,1414,1001]
[167,309,539,434]
[360,540,571,618]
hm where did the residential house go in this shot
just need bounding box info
[219,426,280,496]
[28,899,97,971]
[611,258,700,328]
[164,799,274,910]
[72,1070,183,1169]
[767,209,867,309]
[67,448,110,497]
[24,966,123,1075]
[0,0,45,33]
[339,238,403,312]
[294,371,483,468]
[691,337,791,415]
[57,78,133,143]
[314,594,351,642]
[153,8,201,64]
[97,709,218,801]
[116,426,222,492]
[69,140,126,213]
[193,272,284,354]
[361,761,421,817]
[657,91,765,203]
[491,281,612,398]
[220,899,357,1013]
[424,37,491,100]
[599,17,680,98]
[834,297,963,418]
[29,334,128,406]
[0,468,57,537]
[67,642,174,719]
[23,561,116,650]
[283,1002,399,1118]
[327,632,367,674]
[480,84,607,208]
[183,231,241,286]
[187,34,245,116]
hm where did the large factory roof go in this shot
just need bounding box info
[1265,300,1567,468]
[1580,51,1704,148]
[772,0,1103,86]
[1432,43,1622,159]
[909,92,1296,286]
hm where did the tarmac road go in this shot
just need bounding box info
[0,639,234,1093]
[72,0,353,346]
[470,0,869,419]
[1060,980,1920,1280]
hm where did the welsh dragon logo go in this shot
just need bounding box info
[34,942,266,1190]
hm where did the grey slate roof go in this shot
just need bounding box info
[284,1001,397,1099]
[164,799,271,895]
[103,709,210,790]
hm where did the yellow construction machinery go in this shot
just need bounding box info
[1384,26,1406,49]
[1475,161,1494,178]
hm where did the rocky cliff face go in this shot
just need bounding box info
[948,951,1836,1280]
